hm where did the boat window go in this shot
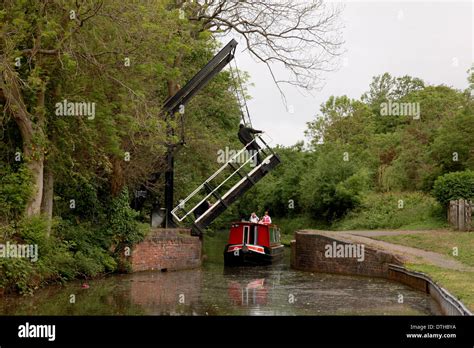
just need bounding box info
[248,226,256,245]
[243,225,249,244]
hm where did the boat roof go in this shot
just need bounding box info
[231,221,277,228]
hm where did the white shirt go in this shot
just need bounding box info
[250,215,259,223]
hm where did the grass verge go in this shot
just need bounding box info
[374,231,474,267]
[372,231,474,312]
[406,263,474,312]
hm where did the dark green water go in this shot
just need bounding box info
[0,232,441,315]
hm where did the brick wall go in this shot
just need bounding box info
[291,231,402,278]
[130,228,202,272]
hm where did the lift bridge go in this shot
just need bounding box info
[157,39,280,234]
[171,134,280,236]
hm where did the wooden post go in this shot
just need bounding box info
[459,199,465,231]
[448,200,457,229]
[448,200,473,232]
[466,200,472,232]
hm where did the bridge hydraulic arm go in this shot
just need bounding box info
[162,39,238,227]
[162,39,238,115]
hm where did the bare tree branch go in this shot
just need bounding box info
[187,0,344,99]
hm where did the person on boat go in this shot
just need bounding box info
[261,211,272,225]
[238,123,263,165]
[249,212,259,223]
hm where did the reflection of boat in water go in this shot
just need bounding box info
[227,278,268,306]
[224,222,284,266]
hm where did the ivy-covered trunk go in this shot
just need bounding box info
[1,65,46,217]
[41,162,54,236]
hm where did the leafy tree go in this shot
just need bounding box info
[299,143,371,221]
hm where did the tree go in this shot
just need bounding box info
[305,96,375,148]
[182,0,343,99]
[0,0,246,231]
[0,0,246,292]
[362,73,425,106]
[299,143,371,221]
[361,73,425,133]
[0,0,101,218]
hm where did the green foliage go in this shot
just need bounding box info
[430,111,474,174]
[0,216,73,294]
[0,188,147,293]
[232,70,472,230]
[432,170,474,206]
[0,0,471,298]
[55,221,117,277]
[0,257,35,295]
[274,215,328,245]
[333,192,445,230]
[300,144,371,221]
[0,0,243,295]
[0,164,32,222]
[235,144,308,218]
[104,189,146,250]
[0,219,139,295]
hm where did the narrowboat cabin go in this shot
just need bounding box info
[224,222,284,266]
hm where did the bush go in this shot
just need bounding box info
[301,162,371,221]
[0,189,147,295]
[432,170,474,206]
[104,189,145,249]
[0,164,32,222]
[0,257,36,295]
[333,192,445,230]
[0,216,62,294]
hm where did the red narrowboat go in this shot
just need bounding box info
[224,222,284,266]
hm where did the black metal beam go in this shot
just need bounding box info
[162,39,238,227]
[162,39,238,115]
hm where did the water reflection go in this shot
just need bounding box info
[0,233,442,316]
[228,278,267,306]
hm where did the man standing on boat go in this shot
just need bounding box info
[261,211,272,225]
[238,124,263,166]
[250,212,259,223]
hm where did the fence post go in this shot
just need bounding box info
[459,199,466,231]
[448,200,457,229]
[466,200,472,232]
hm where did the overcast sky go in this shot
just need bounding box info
[222,0,473,147]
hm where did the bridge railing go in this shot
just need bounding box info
[171,133,275,223]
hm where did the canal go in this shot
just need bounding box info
[0,232,441,315]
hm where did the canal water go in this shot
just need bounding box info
[0,232,441,315]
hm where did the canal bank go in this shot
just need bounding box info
[0,232,441,315]
[291,230,472,316]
